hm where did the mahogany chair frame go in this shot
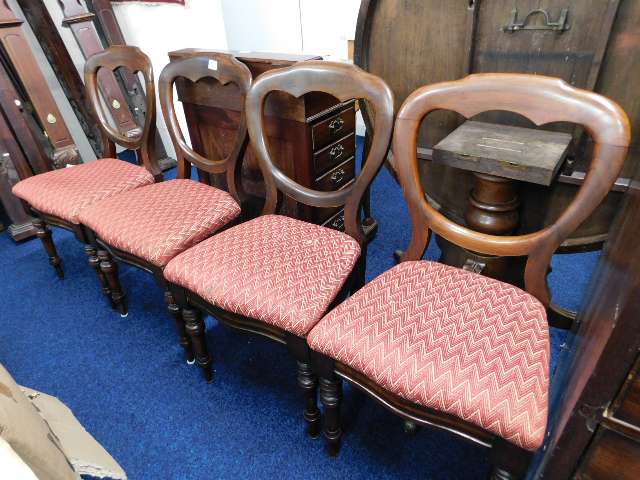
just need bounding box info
[83,53,252,365]
[18,45,159,281]
[311,73,630,478]
[167,61,394,440]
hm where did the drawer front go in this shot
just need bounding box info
[322,209,345,232]
[312,108,355,151]
[315,157,355,192]
[313,133,356,175]
[610,356,640,428]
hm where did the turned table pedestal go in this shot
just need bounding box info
[432,120,572,284]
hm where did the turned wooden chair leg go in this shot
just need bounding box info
[85,245,114,308]
[164,289,195,364]
[488,439,532,480]
[182,307,213,383]
[98,249,127,317]
[297,360,321,438]
[32,217,63,278]
[320,374,343,456]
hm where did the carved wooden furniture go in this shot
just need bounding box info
[16,0,104,157]
[169,49,367,233]
[78,53,249,365]
[306,74,630,479]
[11,46,159,279]
[533,151,640,480]
[0,145,32,240]
[0,56,52,241]
[0,58,51,179]
[354,0,640,324]
[84,0,174,169]
[0,0,80,167]
[58,0,139,140]
[162,62,393,443]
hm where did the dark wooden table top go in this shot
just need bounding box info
[432,120,572,185]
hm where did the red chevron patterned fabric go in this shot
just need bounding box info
[78,179,240,267]
[308,260,549,451]
[164,215,361,336]
[12,159,154,224]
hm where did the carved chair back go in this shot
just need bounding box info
[84,45,160,178]
[245,61,394,245]
[393,73,631,306]
[158,53,252,202]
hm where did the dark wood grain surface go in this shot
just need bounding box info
[433,120,571,185]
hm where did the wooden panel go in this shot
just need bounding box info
[314,157,355,191]
[595,0,640,178]
[313,133,356,175]
[610,356,640,428]
[575,428,640,480]
[472,0,619,88]
[433,121,571,185]
[311,106,355,150]
[535,162,640,479]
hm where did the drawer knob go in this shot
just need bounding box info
[330,214,345,231]
[329,144,344,160]
[328,117,345,135]
[329,168,346,185]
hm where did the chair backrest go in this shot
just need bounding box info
[393,73,630,307]
[158,53,252,201]
[84,45,160,178]
[245,60,394,245]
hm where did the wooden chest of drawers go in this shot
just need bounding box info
[168,49,358,231]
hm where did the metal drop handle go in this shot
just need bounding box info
[330,168,345,184]
[329,144,344,160]
[328,117,345,134]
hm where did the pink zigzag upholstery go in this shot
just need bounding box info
[307,260,549,451]
[12,159,154,224]
[164,215,361,336]
[78,179,241,267]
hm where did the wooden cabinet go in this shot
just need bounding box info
[535,160,640,479]
[168,49,358,230]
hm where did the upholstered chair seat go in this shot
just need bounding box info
[12,158,154,224]
[164,214,361,336]
[308,260,549,451]
[78,179,241,268]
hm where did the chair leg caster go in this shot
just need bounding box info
[120,312,129,318]
[187,358,195,365]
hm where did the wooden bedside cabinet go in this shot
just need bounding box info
[168,49,364,234]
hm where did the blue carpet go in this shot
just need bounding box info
[0,140,598,479]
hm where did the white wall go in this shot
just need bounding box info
[221,0,301,54]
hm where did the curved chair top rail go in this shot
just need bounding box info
[159,53,252,199]
[245,60,394,244]
[84,45,160,177]
[393,73,631,306]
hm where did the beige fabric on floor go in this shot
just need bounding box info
[0,364,79,480]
